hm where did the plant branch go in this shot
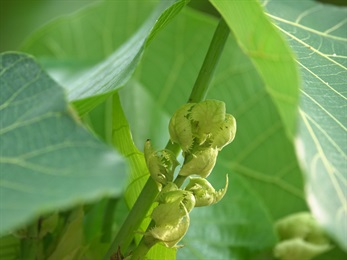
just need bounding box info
[104,18,229,260]
[101,198,118,243]
[188,18,229,103]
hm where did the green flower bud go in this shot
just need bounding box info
[152,198,184,227]
[147,186,194,248]
[274,212,332,260]
[179,147,218,178]
[155,186,195,218]
[211,114,236,151]
[190,100,226,144]
[146,209,190,248]
[185,175,228,207]
[144,140,179,186]
[169,103,195,152]
[169,100,236,153]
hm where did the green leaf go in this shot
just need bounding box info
[0,52,127,235]
[20,0,189,115]
[209,0,300,138]
[0,0,95,52]
[48,208,84,260]
[0,235,19,259]
[262,0,347,251]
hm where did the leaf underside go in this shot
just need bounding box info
[0,52,127,235]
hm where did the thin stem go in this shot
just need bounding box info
[188,18,229,103]
[103,168,158,259]
[101,198,118,243]
[105,18,229,260]
[129,239,152,260]
[174,175,187,187]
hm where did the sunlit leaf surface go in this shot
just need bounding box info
[0,53,126,235]
[262,0,347,250]
[210,0,300,137]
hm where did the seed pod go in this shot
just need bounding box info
[179,147,218,178]
[185,175,228,207]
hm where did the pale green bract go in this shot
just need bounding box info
[145,183,195,248]
[190,100,226,144]
[144,140,179,187]
[179,147,218,178]
[169,100,236,178]
[211,114,237,151]
[168,103,195,152]
[168,100,236,154]
[185,176,229,207]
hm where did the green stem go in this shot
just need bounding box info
[129,239,152,260]
[101,198,118,243]
[188,18,229,103]
[103,171,158,259]
[174,175,187,187]
[104,18,229,260]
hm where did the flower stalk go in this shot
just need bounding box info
[105,18,230,260]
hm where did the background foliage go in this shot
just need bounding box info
[0,0,346,259]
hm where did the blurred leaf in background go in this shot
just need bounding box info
[0,0,98,51]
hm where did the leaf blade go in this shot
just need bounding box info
[21,0,189,115]
[0,52,127,235]
[262,0,347,251]
[209,0,300,137]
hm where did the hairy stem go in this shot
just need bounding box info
[105,18,229,259]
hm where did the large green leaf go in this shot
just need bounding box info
[0,52,126,235]
[0,0,96,51]
[262,0,347,251]
[20,0,189,115]
[209,0,300,138]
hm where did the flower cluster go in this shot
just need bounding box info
[144,100,236,248]
[169,100,236,178]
